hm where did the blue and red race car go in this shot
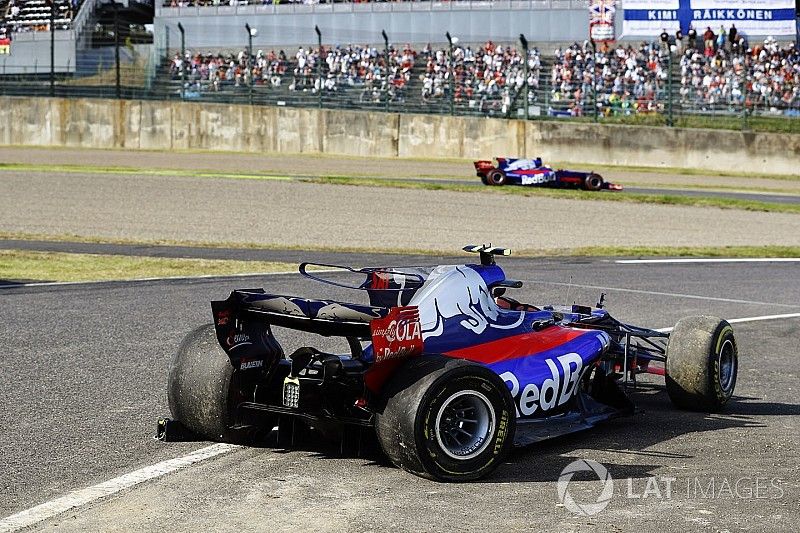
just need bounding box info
[165,245,736,481]
[474,157,622,191]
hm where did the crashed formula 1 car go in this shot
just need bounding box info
[167,245,737,481]
[473,157,622,191]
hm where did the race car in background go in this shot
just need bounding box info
[474,157,622,191]
[164,245,736,481]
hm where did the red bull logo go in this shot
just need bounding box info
[370,306,424,363]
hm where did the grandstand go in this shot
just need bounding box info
[0,0,797,127]
[2,0,76,33]
[149,37,800,120]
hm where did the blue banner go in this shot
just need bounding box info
[621,0,797,37]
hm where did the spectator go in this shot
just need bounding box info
[703,26,715,55]
[660,28,669,51]
[728,24,738,51]
[687,25,697,49]
[703,26,717,51]
[716,25,726,51]
[675,29,683,54]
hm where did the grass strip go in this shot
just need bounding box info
[620,182,800,195]
[0,162,295,182]
[305,176,800,214]
[0,233,798,260]
[557,113,800,135]
[1,157,797,183]
[527,245,800,258]
[0,249,300,283]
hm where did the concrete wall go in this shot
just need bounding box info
[1,96,798,175]
[155,2,589,49]
[0,31,77,75]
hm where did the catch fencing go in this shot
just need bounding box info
[1,38,798,133]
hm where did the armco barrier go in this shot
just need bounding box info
[1,97,798,175]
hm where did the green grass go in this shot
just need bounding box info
[564,112,800,134]
[304,176,800,215]
[621,182,800,195]
[1,154,798,183]
[0,249,301,283]
[0,232,443,257]
[1,233,798,261]
[0,162,294,182]
[532,245,800,258]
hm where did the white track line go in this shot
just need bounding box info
[0,443,241,533]
[616,258,800,264]
[523,280,800,309]
[655,312,800,332]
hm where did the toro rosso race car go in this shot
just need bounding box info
[474,157,622,191]
[166,245,737,481]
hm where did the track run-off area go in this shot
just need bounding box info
[1,255,799,532]
[1,146,799,531]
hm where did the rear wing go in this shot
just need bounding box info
[211,289,389,370]
[213,289,388,339]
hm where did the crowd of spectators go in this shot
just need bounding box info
[679,34,800,112]
[540,28,800,116]
[169,34,800,116]
[170,49,289,91]
[2,0,78,34]
[549,40,667,117]
[416,40,541,114]
[170,43,417,102]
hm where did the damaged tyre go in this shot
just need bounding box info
[168,324,259,442]
[665,316,738,412]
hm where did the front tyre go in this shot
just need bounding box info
[375,357,515,481]
[665,316,738,412]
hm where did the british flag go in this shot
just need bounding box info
[589,0,616,24]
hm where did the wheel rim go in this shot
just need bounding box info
[718,339,736,392]
[435,390,495,460]
[490,172,503,184]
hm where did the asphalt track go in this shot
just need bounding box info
[2,146,799,205]
[1,254,798,532]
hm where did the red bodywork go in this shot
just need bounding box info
[474,160,495,177]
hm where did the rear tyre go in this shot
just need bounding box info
[582,173,604,191]
[168,324,262,442]
[480,174,490,186]
[486,169,507,186]
[375,356,516,481]
[665,316,738,412]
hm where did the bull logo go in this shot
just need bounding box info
[316,302,382,322]
[255,296,306,316]
[412,266,525,339]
